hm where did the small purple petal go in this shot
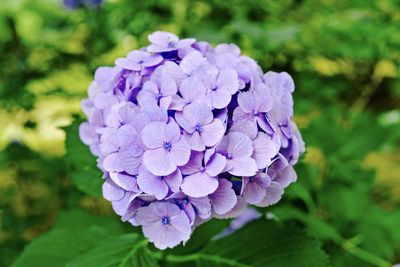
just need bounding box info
[102,179,125,201]
[209,179,237,215]
[181,172,219,198]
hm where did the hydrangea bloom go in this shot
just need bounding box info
[63,0,102,9]
[80,31,305,249]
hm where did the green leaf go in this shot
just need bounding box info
[11,226,111,267]
[271,205,342,242]
[67,234,159,267]
[169,218,231,255]
[11,209,125,267]
[55,209,125,234]
[181,219,330,267]
[64,118,103,197]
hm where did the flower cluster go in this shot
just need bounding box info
[63,0,102,9]
[80,31,305,249]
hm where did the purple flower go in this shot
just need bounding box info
[233,83,274,133]
[147,31,195,53]
[180,152,226,197]
[136,202,191,249]
[241,171,271,204]
[109,172,139,192]
[254,182,284,207]
[80,31,304,250]
[252,132,281,169]
[142,120,190,176]
[137,68,177,109]
[264,71,294,125]
[165,51,207,84]
[268,154,297,188]
[63,0,103,9]
[209,179,237,215]
[137,168,182,200]
[175,102,225,151]
[197,65,239,109]
[216,132,258,177]
[169,192,212,223]
[115,51,163,71]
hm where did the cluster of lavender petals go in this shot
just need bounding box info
[79,31,305,249]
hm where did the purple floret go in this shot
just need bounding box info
[79,31,305,249]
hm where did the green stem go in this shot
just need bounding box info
[165,254,199,263]
[340,239,392,267]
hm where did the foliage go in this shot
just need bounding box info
[0,0,399,266]
[10,209,329,267]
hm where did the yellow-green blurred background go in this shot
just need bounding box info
[0,0,399,266]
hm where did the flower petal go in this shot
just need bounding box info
[164,169,183,193]
[209,179,237,215]
[102,179,125,201]
[205,153,226,177]
[252,132,280,169]
[275,165,297,188]
[185,131,205,151]
[226,157,257,177]
[179,151,203,175]
[183,102,213,126]
[143,148,176,176]
[201,119,225,147]
[118,145,143,175]
[180,51,206,75]
[103,152,123,172]
[189,196,212,220]
[109,172,139,192]
[170,139,191,167]
[208,89,231,109]
[227,132,253,158]
[141,122,166,149]
[242,178,266,204]
[255,182,284,207]
[164,120,181,143]
[179,76,206,103]
[181,172,219,198]
[216,69,239,94]
[229,120,258,140]
[137,168,169,200]
[237,91,255,113]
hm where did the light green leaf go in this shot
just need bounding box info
[67,234,159,267]
[64,119,103,197]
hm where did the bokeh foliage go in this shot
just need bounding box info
[0,0,399,266]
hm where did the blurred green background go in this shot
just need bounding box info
[0,0,399,266]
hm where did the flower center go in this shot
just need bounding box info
[211,85,218,91]
[253,110,259,115]
[182,197,189,205]
[227,153,233,160]
[194,123,203,133]
[161,216,170,225]
[163,141,172,151]
[199,166,205,172]
[167,41,175,48]
[155,93,163,101]
[138,60,144,64]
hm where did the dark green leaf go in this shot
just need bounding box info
[11,209,125,267]
[165,220,330,267]
[11,227,110,267]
